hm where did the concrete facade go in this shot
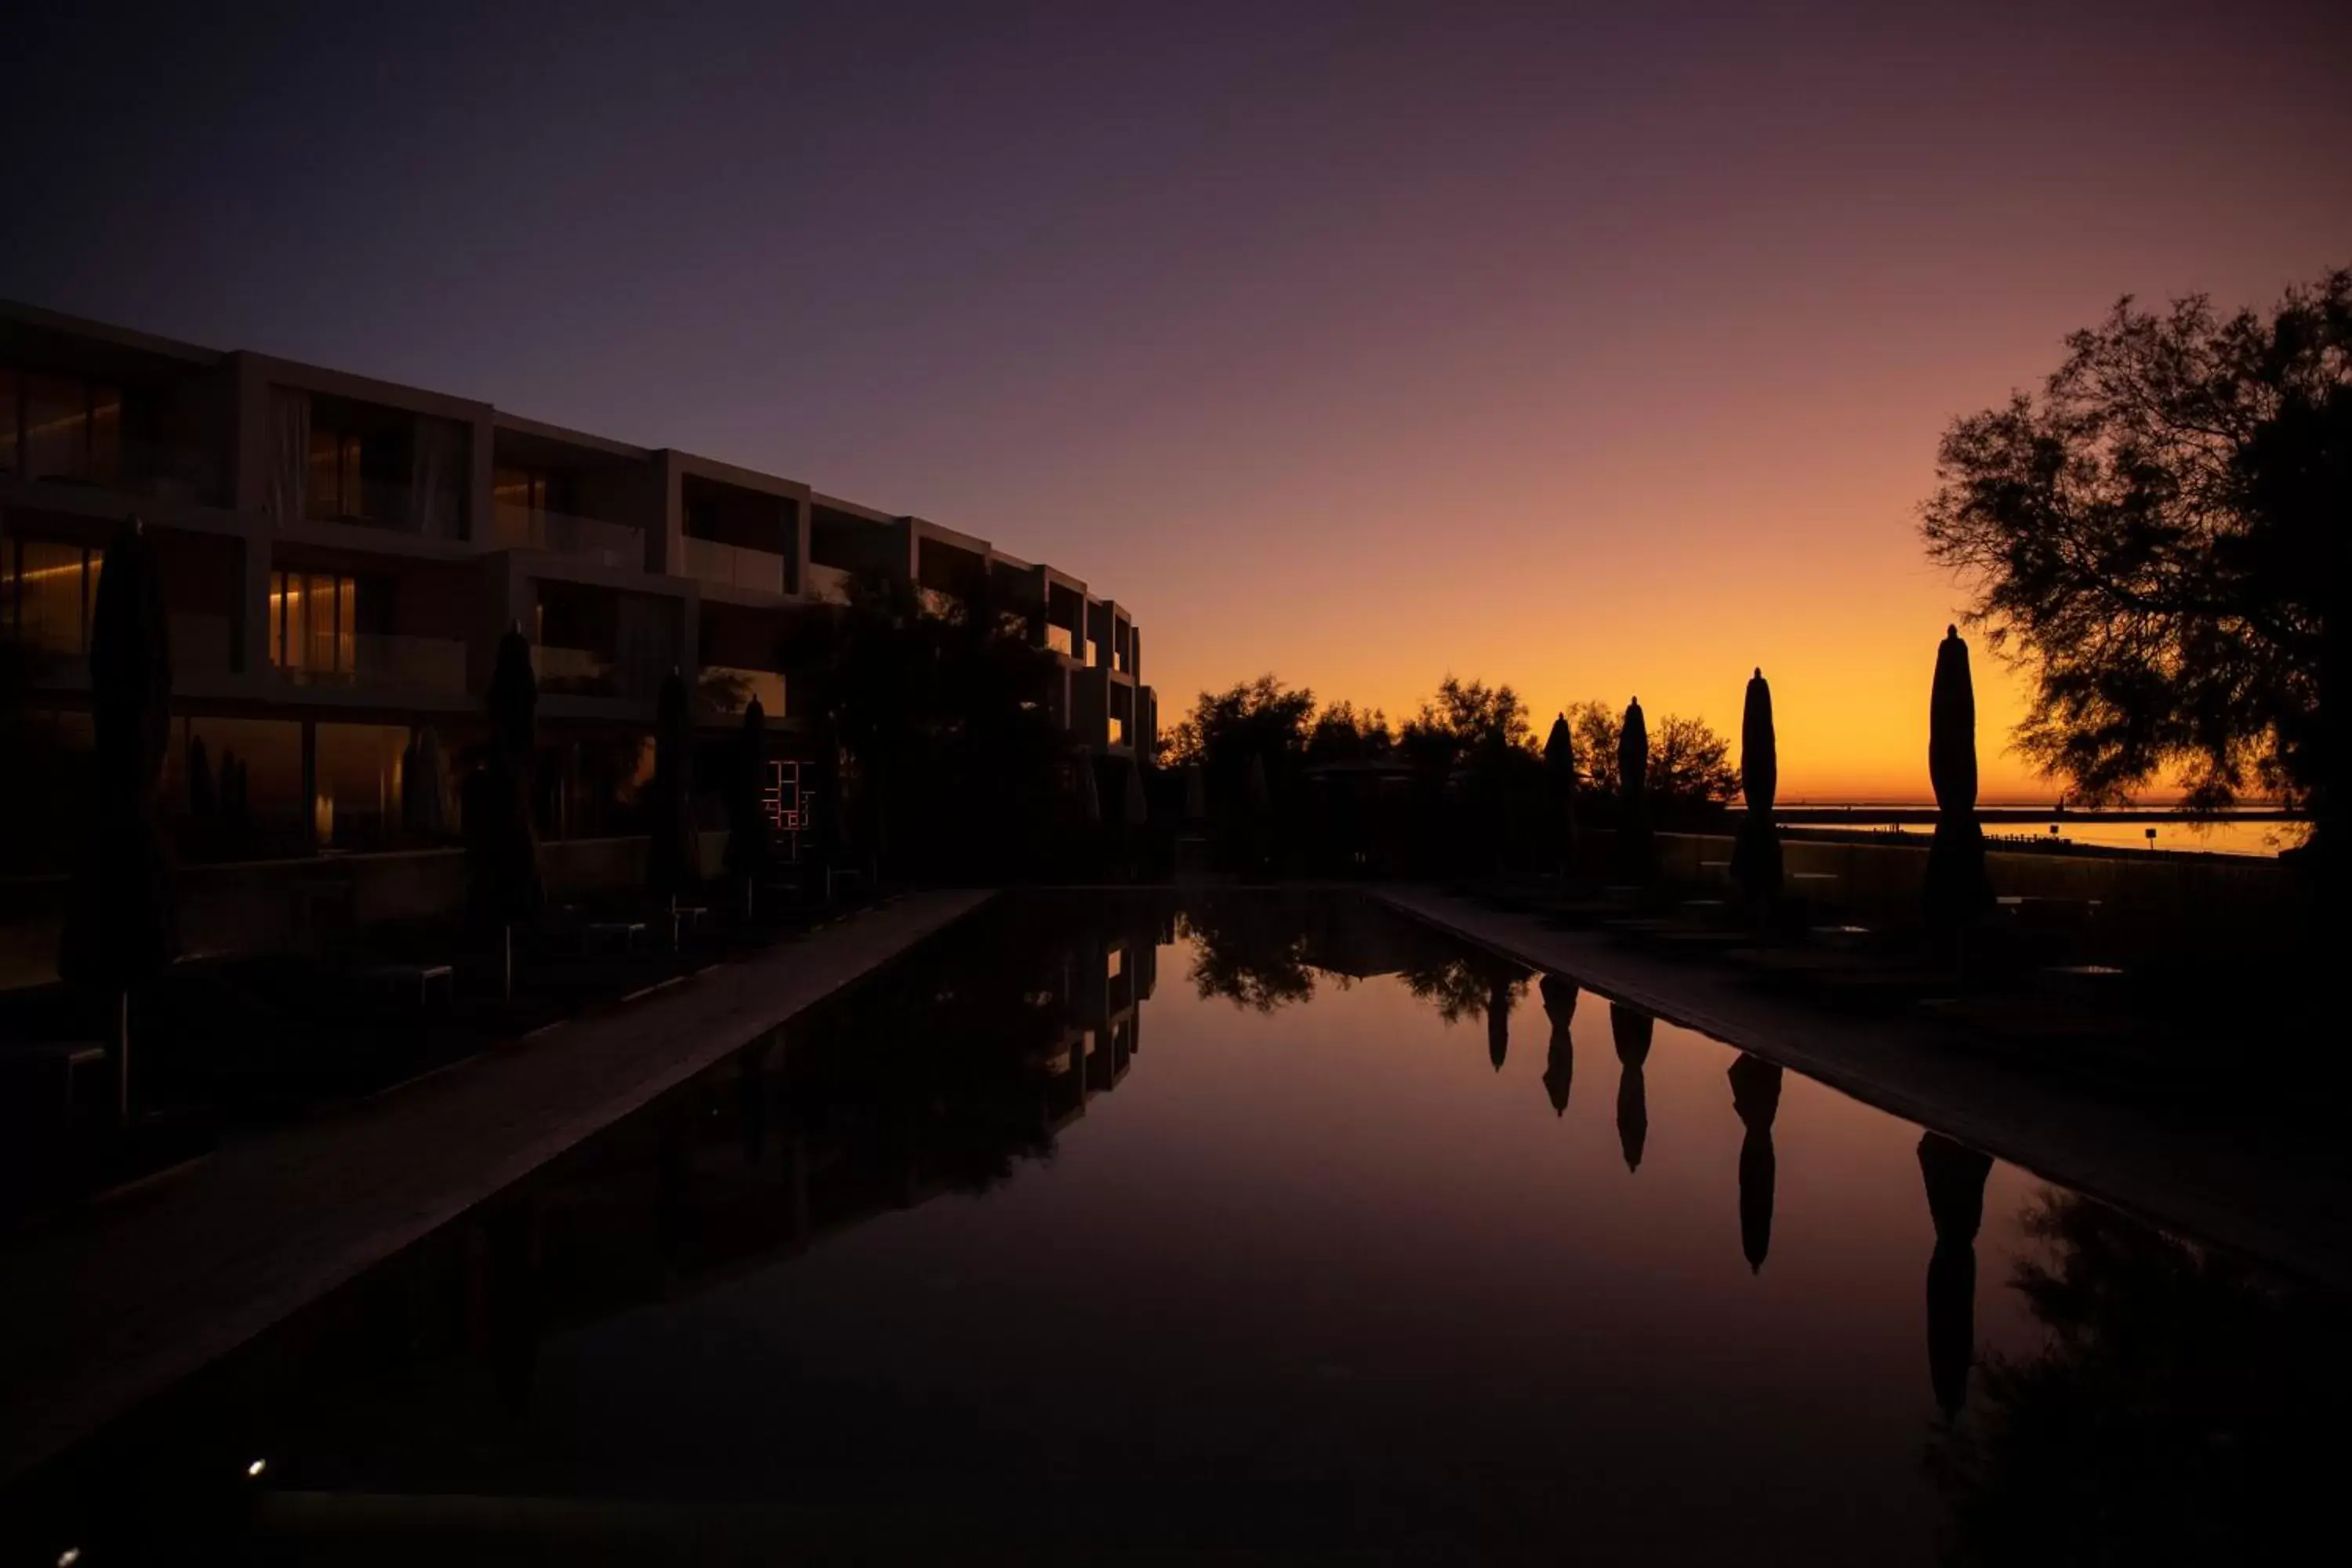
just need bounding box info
[2,299,1156,848]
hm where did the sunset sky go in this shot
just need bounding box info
[8,2,2347,800]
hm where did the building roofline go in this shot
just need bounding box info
[0,297,224,366]
[492,411,652,461]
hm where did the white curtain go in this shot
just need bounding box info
[408,416,466,539]
[267,388,309,522]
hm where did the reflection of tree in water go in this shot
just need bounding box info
[1931,1191,2346,1565]
[1179,895,1530,1022]
[1400,957,1528,1029]
[1181,906,1319,1012]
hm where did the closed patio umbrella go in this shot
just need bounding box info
[1617,696,1652,880]
[646,669,701,902]
[60,516,177,1124]
[1121,757,1149,826]
[1543,711,1580,871]
[724,696,774,914]
[1730,668,1783,905]
[466,625,543,1000]
[1925,627,1994,925]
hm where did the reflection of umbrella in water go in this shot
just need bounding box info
[1611,1003,1653,1171]
[1486,973,1512,1072]
[1918,1131,1995,1417]
[1539,974,1577,1116]
[1727,1053,1784,1272]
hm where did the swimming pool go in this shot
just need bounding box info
[11,891,2336,1563]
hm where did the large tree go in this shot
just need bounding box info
[1922,267,2345,848]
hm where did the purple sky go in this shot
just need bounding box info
[9,2,2349,793]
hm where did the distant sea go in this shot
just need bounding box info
[1778,804,2299,859]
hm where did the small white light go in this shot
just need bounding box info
[247,1457,268,1478]
[59,1549,82,1567]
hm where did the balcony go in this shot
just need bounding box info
[681,535,786,595]
[1044,624,1075,659]
[492,504,644,571]
[281,633,469,696]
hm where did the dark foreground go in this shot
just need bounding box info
[5,891,2344,1565]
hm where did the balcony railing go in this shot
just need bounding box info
[281,633,469,695]
[3,438,223,506]
[528,644,665,701]
[492,504,645,570]
[1044,624,1075,658]
[531,643,613,694]
[681,535,786,594]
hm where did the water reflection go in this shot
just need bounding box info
[1611,1002,1653,1171]
[10,892,2341,1563]
[1539,974,1577,1116]
[1728,1054,1784,1272]
[1918,1132,1994,1417]
[1932,1191,2340,1564]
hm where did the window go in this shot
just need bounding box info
[268,570,361,677]
[3,371,122,484]
[493,466,552,517]
[3,539,104,655]
[308,429,365,520]
[1109,714,1126,746]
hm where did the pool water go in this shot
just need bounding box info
[13,892,2341,1564]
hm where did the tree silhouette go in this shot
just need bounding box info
[1922,267,2345,852]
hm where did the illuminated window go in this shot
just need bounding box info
[1109,715,1125,746]
[492,466,550,517]
[4,539,104,655]
[307,429,365,520]
[269,569,361,676]
[5,372,122,485]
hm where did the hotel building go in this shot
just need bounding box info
[0,299,1156,851]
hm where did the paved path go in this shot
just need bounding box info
[0,890,993,1483]
[1377,887,2352,1292]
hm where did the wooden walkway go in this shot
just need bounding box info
[0,890,993,1483]
[1376,886,2352,1294]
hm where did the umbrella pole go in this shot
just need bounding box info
[115,988,130,1129]
[503,922,514,1005]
